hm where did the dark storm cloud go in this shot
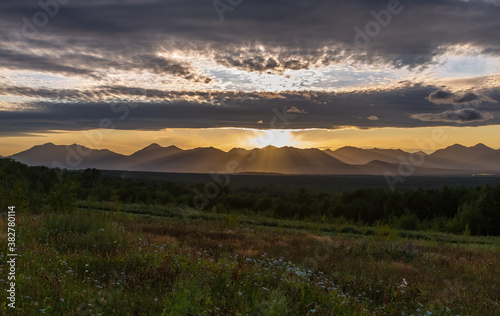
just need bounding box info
[215,55,312,74]
[139,56,212,83]
[1,83,500,135]
[0,45,211,81]
[427,89,497,106]
[410,108,494,123]
[0,0,499,76]
[0,48,95,77]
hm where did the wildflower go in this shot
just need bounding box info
[399,278,408,291]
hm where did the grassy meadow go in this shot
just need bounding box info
[1,206,500,315]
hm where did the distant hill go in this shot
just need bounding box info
[10,143,129,170]
[7,143,499,175]
[324,146,413,165]
[128,144,184,171]
[423,143,500,171]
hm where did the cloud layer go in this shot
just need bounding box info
[1,83,499,135]
[427,90,497,106]
[0,0,500,78]
[0,0,500,136]
[410,108,494,123]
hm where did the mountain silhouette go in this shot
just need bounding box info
[6,143,499,175]
[324,146,411,165]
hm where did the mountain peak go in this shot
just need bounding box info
[472,143,491,150]
[447,144,467,149]
[262,145,278,150]
[228,147,248,154]
[130,143,183,158]
[336,146,358,151]
[38,142,56,147]
[143,143,162,150]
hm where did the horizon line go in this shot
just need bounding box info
[3,141,497,157]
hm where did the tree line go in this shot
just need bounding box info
[1,158,499,236]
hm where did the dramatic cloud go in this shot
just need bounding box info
[1,83,499,136]
[0,48,95,77]
[0,0,499,78]
[410,108,494,123]
[1,0,500,143]
[214,53,316,75]
[0,46,212,82]
[135,56,212,83]
[427,90,497,106]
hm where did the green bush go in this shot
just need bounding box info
[224,212,243,229]
[398,210,419,231]
[46,182,77,214]
[457,202,483,235]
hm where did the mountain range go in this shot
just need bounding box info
[5,143,500,175]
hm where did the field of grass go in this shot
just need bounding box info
[1,208,500,315]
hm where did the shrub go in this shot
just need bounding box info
[375,224,398,241]
[340,227,362,235]
[224,213,243,229]
[398,210,418,231]
[457,202,483,235]
[46,182,77,214]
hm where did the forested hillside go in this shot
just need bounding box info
[1,158,499,236]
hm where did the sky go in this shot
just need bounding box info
[0,0,500,155]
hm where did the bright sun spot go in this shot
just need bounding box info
[249,130,297,148]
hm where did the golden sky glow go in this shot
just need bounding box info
[2,125,500,156]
